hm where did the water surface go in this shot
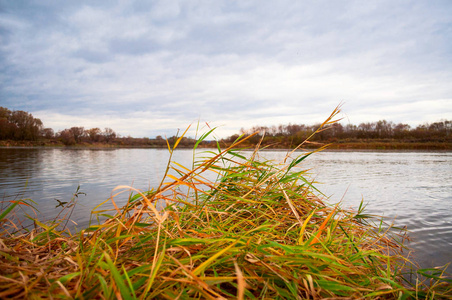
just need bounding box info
[0,148,451,273]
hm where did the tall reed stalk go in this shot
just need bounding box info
[0,107,451,299]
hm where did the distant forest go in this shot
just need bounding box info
[1,106,451,149]
[0,106,192,147]
[229,119,451,149]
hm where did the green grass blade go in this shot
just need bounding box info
[103,253,135,300]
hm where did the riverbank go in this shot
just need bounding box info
[314,140,452,150]
[1,139,451,150]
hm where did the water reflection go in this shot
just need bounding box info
[0,148,178,229]
[0,148,45,198]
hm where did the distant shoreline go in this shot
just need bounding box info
[1,139,451,150]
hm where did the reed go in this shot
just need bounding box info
[1,107,451,299]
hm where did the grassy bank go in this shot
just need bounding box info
[222,138,452,151]
[1,139,451,150]
[1,110,451,299]
[326,140,452,150]
[1,136,451,151]
[0,139,206,149]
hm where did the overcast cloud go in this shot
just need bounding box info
[1,0,451,138]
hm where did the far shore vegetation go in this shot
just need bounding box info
[1,107,451,298]
[1,106,451,150]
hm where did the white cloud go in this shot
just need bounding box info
[1,1,451,138]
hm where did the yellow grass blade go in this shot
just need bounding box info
[298,209,316,245]
[173,124,192,149]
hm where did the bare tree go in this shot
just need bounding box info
[70,127,85,144]
[41,128,55,139]
[103,128,116,143]
[58,129,76,145]
[86,127,101,142]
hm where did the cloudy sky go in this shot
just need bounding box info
[1,1,451,138]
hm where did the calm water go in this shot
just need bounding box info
[0,148,451,272]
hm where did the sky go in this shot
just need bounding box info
[0,1,451,138]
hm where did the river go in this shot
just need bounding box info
[0,147,451,274]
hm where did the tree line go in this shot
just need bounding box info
[0,107,119,146]
[0,107,44,141]
[1,106,450,148]
[223,119,451,148]
[0,106,203,147]
[55,127,118,146]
